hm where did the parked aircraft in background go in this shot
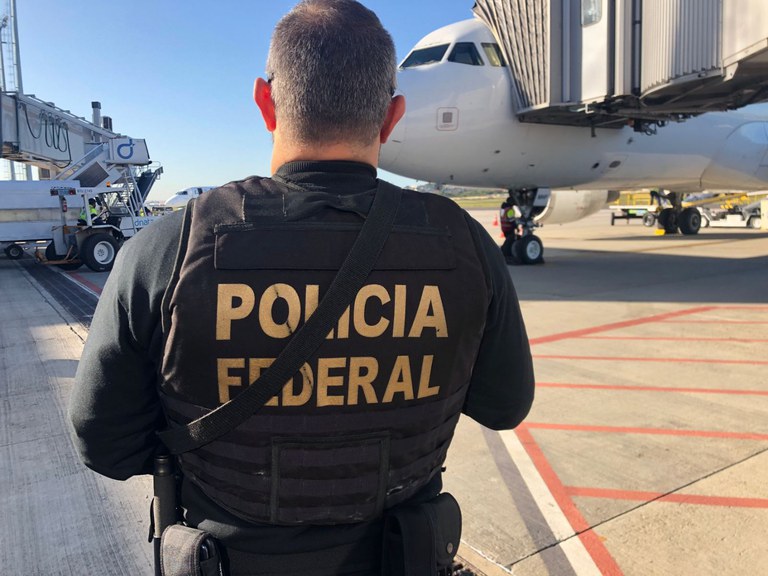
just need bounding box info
[379,19,768,263]
[163,186,216,210]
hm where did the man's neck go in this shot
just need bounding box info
[270,135,379,174]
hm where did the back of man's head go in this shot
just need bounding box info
[266,0,397,148]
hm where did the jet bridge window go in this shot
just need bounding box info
[447,42,484,66]
[481,43,506,67]
[581,0,602,26]
[400,44,450,68]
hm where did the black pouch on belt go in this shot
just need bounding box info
[381,492,462,576]
[160,524,224,576]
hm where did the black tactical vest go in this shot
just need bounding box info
[159,175,491,525]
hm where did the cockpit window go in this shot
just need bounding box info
[177,190,188,196]
[447,42,484,66]
[481,43,506,67]
[400,44,450,68]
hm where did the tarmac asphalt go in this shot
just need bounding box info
[1,209,766,575]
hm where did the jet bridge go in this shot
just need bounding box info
[473,0,768,129]
[0,92,163,262]
[0,92,162,203]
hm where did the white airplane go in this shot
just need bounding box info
[163,186,217,210]
[379,19,768,263]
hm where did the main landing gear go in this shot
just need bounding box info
[656,191,701,235]
[499,189,545,265]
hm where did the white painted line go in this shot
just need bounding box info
[559,538,603,576]
[458,541,514,576]
[499,430,603,576]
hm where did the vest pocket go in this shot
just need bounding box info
[270,431,390,525]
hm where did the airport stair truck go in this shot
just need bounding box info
[0,94,163,270]
[473,0,768,241]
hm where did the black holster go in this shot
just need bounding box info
[152,454,223,576]
[381,492,462,576]
[160,524,223,576]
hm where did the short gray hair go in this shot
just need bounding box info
[266,0,397,147]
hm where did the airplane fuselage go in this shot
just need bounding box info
[380,19,768,194]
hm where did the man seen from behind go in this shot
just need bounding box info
[69,1,535,575]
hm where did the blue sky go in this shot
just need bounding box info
[15,1,476,202]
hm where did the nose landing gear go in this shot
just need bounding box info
[499,188,546,265]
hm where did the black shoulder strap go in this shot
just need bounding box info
[158,180,403,454]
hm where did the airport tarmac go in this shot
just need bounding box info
[1,209,767,575]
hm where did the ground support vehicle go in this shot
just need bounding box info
[609,204,658,226]
[0,93,163,268]
[608,191,661,227]
[699,202,763,229]
[0,180,82,261]
[36,186,163,272]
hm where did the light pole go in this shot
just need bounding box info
[0,14,8,92]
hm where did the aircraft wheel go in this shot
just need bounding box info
[656,209,670,228]
[81,233,119,272]
[45,242,83,271]
[678,208,701,235]
[748,216,762,229]
[642,212,656,227]
[4,243,24,260]
[657,208,678,233]
[516,235,544,265]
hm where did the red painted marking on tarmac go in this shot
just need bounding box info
[528,306,717,346]
[578,336,768,343]
[534,354,768,366]
[565,486,768,509]
[658,319,768,324]
[516,426,625,576]
[67,272,103,295]
[525,422,768,441]
[663,494,768,509]
[536,382,768,396]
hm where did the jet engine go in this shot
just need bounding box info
[532,189,619,225]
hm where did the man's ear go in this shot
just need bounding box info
[254,78,277,132]
[380,95,406,143]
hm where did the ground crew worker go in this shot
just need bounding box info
[68,1,535,575]
[499,199,519,240]
[500,199,524,262]
[78,198,101,225]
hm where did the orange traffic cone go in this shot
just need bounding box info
[492,215,498,226]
